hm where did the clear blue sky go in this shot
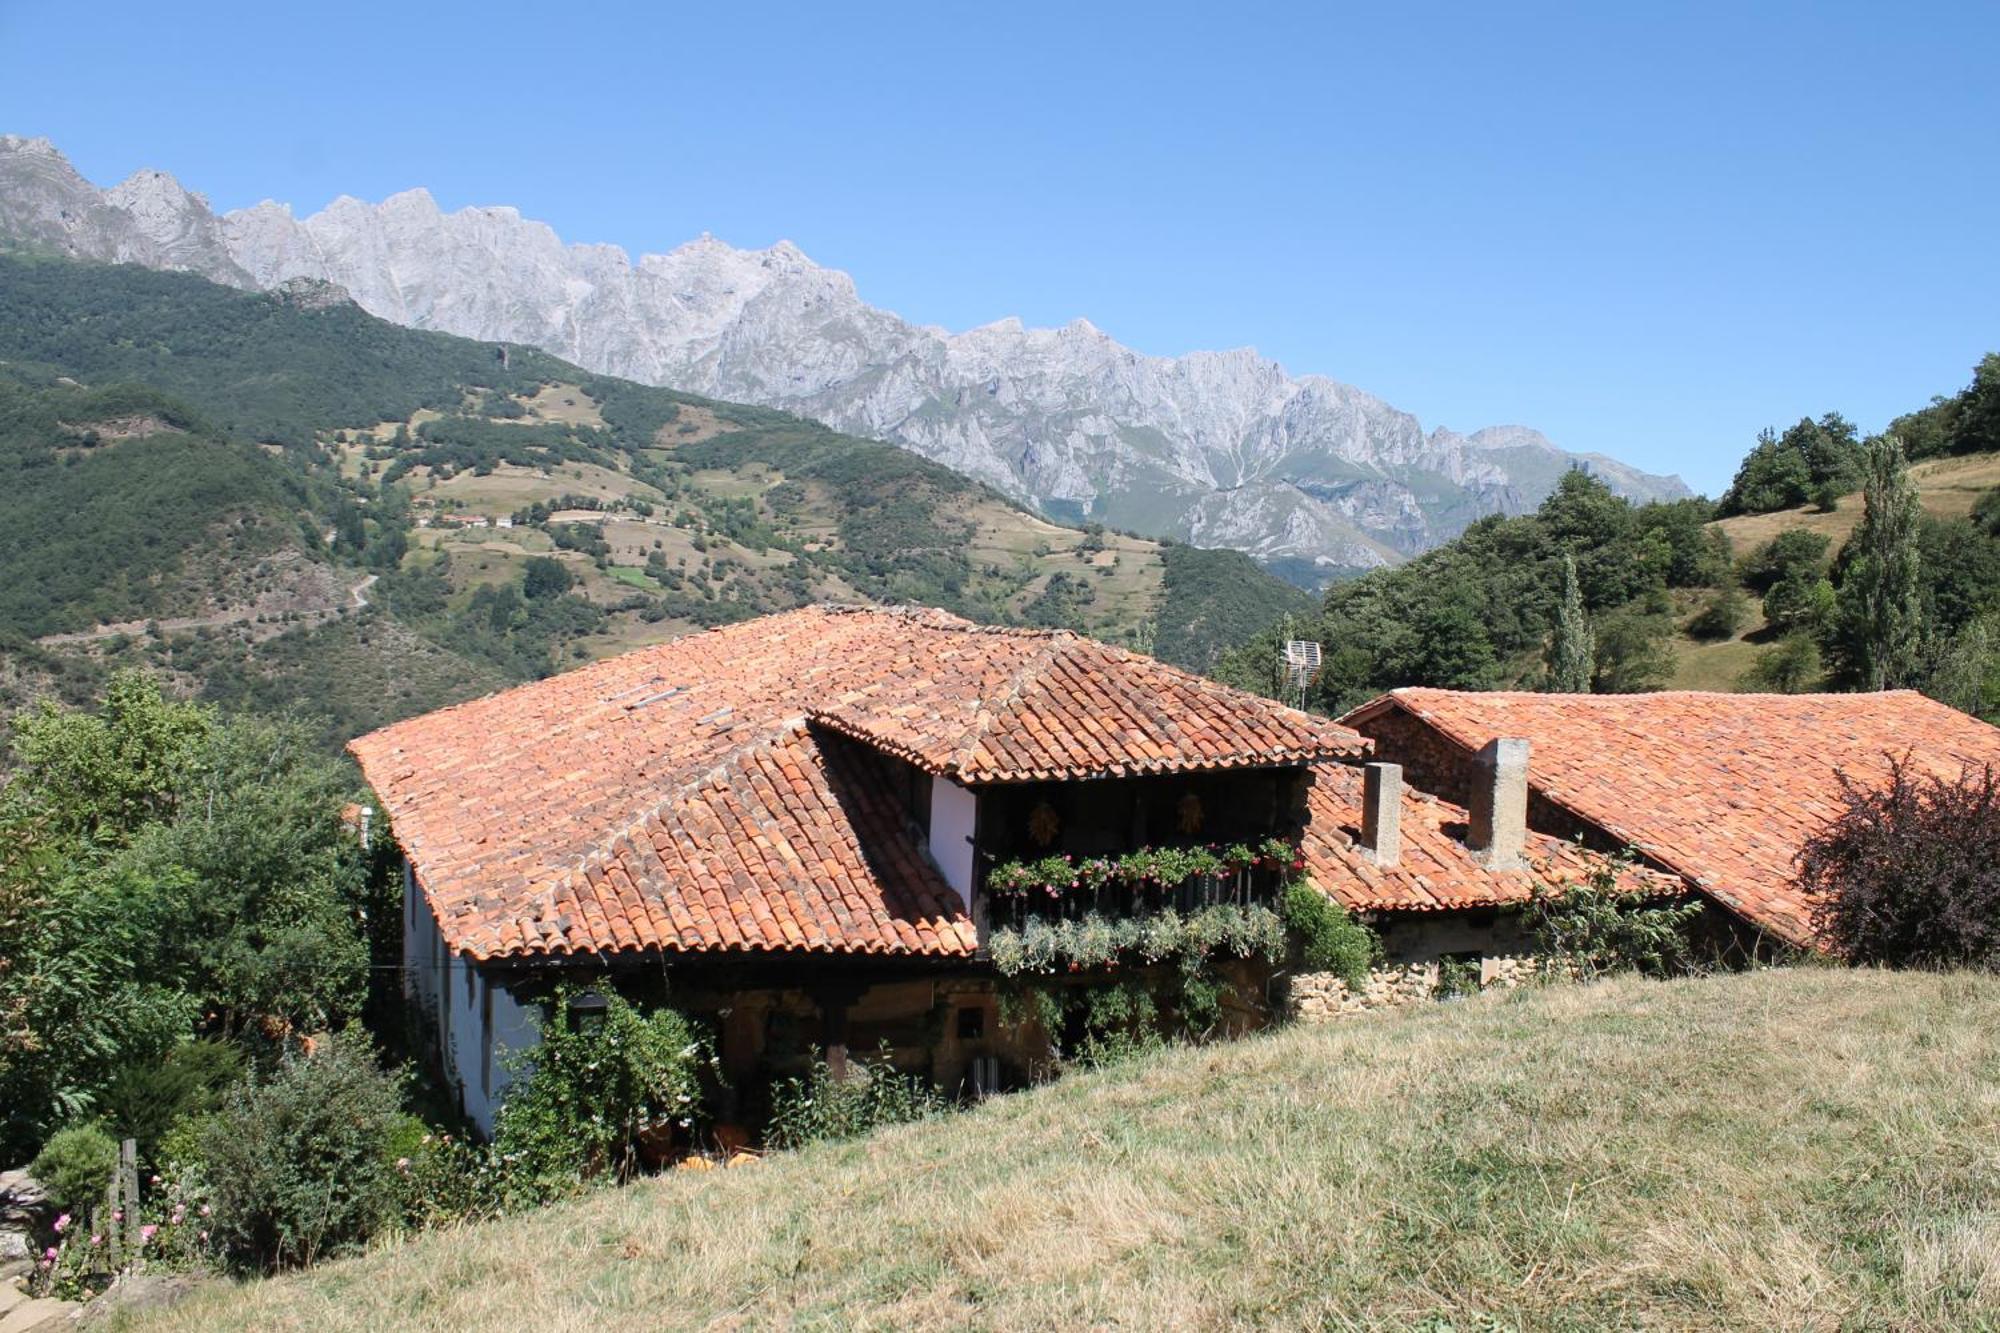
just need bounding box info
[3,0,1994,494]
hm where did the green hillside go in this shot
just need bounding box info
[1213,352,2000,717]
[119,969,2000,1331]
[0,256,1305,734]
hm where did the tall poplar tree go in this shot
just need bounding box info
[1843,435,1925,690]
[1547,552,1596,692]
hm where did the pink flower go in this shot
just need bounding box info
[52,1213,69,1234]
[198,1230,209,1242]
[90,1234,102,1246]
[199,1204,211,1217]
[111,1209,123,1223]
[149,1174,161,1186]
[141,1224,158,1243]
[42,1247,56,1262]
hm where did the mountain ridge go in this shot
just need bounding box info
[0,135,1690,579]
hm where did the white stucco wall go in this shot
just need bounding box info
[928,778,977,900]
[401,858,544,1138]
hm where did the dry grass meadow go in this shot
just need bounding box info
[120,968,2000,1331]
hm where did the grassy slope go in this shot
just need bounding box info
[1669,451,2000,690]
[131,970,2000,1331]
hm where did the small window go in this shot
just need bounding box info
[956,1005,986,1041]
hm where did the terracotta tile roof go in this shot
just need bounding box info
[1301,763,1678,914]
[1339,688,2000,947]
[810,627,1364,783]
[350,605,1364,960]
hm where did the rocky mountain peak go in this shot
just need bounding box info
[0,136,1690,581]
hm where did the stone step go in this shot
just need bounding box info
[0,1296,75,1333]
[0,1286,20,1316]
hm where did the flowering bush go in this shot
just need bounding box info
[29,1162,217,1299]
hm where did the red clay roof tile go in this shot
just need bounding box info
[1340,688,2000,946]
[352,605,1365,960]
[1301,763,1676,913]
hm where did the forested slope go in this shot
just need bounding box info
[0,256,1303,737]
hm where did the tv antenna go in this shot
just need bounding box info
[1280,639,1322,709]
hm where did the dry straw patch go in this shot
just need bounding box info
[121,969,2000,1331]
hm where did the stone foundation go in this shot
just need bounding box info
[1288,953,1540,1020]
[1287,910,1543,1021]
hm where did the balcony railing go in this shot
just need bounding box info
[979,840,1302,932]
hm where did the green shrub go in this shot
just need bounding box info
[1686,583,1747,641]
[1282,881,1378,988]
[199,1031,403,1272]
[1526,854,1706,980]
[493,988,711,1194]
[1744,633,1824,693]
[100,1039,246,1167]
[765,1051,947,1151]
[30,1123,120,1215]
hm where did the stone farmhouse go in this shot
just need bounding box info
[351,606,1658,1134]
[1341,687,2000,950]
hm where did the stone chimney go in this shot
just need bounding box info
[1467,738,1530,870]
[1360,762,1402,867]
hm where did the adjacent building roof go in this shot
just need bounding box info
[1300,763,1678,915]
[351,605,1366,961]
[1339,688,2000,947]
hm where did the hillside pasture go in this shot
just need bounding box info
[122,969,2000,1332]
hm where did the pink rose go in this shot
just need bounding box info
[52,1213,69,1234]
[141,1224,158,1242]
[42,1247,56,1261]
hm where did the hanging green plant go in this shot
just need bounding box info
[983,838,1305,900]
[985,903,1287,978]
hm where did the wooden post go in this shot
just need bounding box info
[118,1138,139,1268]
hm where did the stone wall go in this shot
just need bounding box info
[1286,911,1542,1021]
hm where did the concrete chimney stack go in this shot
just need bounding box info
[1468,738,1530,870]
[1361,762,1402,867]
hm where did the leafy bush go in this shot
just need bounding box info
[493,989,711,1194]
[1763,571,1836,637]
[1802,759,2000,969]
[1281,881,1378,987]
[1686,583,1748,641]
[30,1124,120,1215]
[1743,632,1824,693]
[764,1051,948,1150]
[1526,854,1705,980]
[1740,528,1831,594]
[199,1032,403,1272]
